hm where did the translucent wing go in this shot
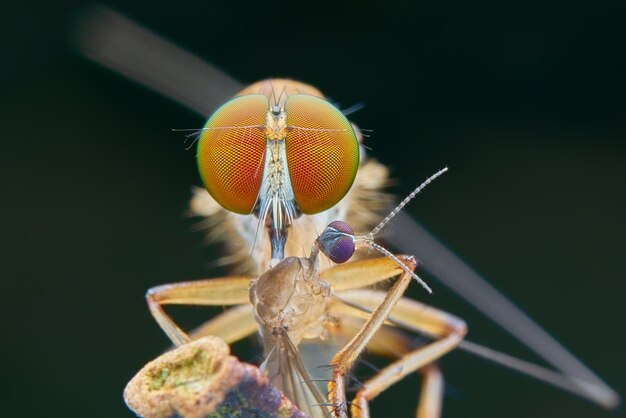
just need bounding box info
[261,329,330,418]
[70,5,618,408]
[71,5,241,115]
[381,211,618,408]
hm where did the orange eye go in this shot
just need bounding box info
[196,95,268,214]
[285,95,359,214]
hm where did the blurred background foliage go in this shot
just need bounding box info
[2,1,625,417]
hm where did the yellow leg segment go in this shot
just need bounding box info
[416,365,443,418]
[320,256,405,291]
[188,304,256,344]
[324,255,418,417]
[335,289,466,418]
[145,276,253,346]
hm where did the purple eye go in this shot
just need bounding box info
[318,221,355,263]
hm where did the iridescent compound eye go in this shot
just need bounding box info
[196,95,268,214]
[318,220,355,263]
[285,95,359,214]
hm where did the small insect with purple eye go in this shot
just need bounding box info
[73,8,621,417]
[318,220,356,264]
[129,169,454,418]
[316,167,450,294]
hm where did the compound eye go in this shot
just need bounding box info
[318,220,355,263]
[197,95,268,214]
[285,95,359,214]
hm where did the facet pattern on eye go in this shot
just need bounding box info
[197,94,268,214]
[285,95,359,214]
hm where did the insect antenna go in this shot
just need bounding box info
[269,79,277,106]
[370,167,448,236]
[316,167,449,294]
[276,82,288,105]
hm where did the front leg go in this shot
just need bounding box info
[338,290,466,418]
[146,275,253,346]
[323,255,418,417]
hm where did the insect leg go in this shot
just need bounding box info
[324,309,446,418]
[320,256,406,291]
[146,276,253,346]
[323,255,418,417]
[334,290,466,418]
[188,304,256,344]
[415,365,444,418]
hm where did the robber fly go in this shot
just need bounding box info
[72,5,619,417]
[135,77,450,416]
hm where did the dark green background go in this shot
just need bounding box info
[2,1,625,417]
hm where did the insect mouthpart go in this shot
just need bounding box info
[255,130,299,266]
[256,191,299,267]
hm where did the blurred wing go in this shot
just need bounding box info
[70,5,242,116]
[381,212,618,408]
[70,5,618,408]
[261,329,330,418]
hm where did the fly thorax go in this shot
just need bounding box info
[249,255,330,348]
